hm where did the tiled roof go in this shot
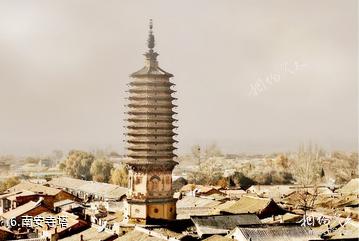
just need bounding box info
[8,182,61,196]
[180,184,222,193]
[203,235,233,241]
[0,190,36,200]
[338,178,359,195]
[59,227,116,241]
[176,196,222,219]
[191,214,261,237]
[221,196,272,214]
[36,211,82,234]
[48,177,127,200]
[114,230,162,241]
[247,185,296,201]
[1,201,45,219]
[177,196,221,209]
[235,225,316,241]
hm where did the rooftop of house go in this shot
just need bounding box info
[232,224,317,241]
[311,215,359,239]
[191,214,261,237]
[59,226,117,241]
[54,199,78,208]
[0,190,36,200]
[221,196,278,215]
[36,211,84,235]
[177,196,222,209]
[338,178,359,195]
[180,184,223,194]
[8,182,62,196]
[1,200,47,220]
[260,213,302,224]
[203,235,233,241]
[48,177,128,200]
[114,230,162,241]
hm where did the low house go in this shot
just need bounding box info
[48,177,128,202]
[115,226,186,241]
[246,185,296,201]
[180,184,225,197]
[260,213,302,224]
[7,182,80,209]
[36,211,88,240]
[311,215,359,239]
[176,196,221,219]
[58,226,117,241]
[220,196,286,219]
[114,229,162,241]
[228,224,316,241]
[54,199,84,217]
[0,190,36,213]
[337,179,359,195]
[221,189,246,200]
[0,199,50,229]
[191,214,261,238]
[203,235,233,241]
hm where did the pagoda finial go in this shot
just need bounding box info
[147,19,155,50]
[144,19,159,67]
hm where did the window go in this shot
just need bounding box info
[154,208,159,213]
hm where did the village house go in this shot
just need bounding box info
[221,189,246,200]
[203,235,233,241]
[180,184,225,197]
[114,226,189,241]
[47,177,127,202]
[0,199,50,231]
[337,178,359,196]
[246,185,297,202]
[0,190,36,214]
[220,196,286,219]
[37,211,88,240]
[176,196,222,220]
[58,226,118,241]
[191,214,261,238]
[54,199,85,217]
[228,224,317,241]
[6,182,80,209]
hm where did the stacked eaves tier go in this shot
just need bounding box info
[125,50,177,165]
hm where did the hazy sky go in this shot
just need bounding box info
[0,0,357,155]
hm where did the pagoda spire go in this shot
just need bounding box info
[147,19,155,50]
[145,19,158,67]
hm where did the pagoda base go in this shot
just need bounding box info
[126,198,176,223]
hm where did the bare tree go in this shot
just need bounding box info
[295,187,319,218]
[292,143,323,186]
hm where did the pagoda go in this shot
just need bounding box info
[124,20,178,223]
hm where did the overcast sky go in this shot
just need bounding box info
[0,0,357,155]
